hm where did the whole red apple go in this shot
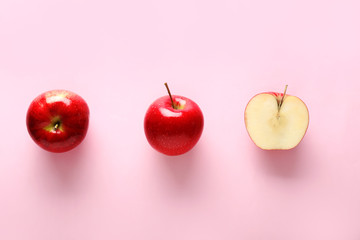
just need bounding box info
[144,83,204,156]
[26,90,90,153]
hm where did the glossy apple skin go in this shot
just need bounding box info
[244,92,309,150]
[144,95,204,156]
[26,90,90,153]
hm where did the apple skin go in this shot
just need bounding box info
[244,92,309,150]
[144,95,204,156]
[26,90,90,153]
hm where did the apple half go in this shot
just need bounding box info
[244,86,309,150]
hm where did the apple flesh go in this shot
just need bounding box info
[26,90,90,153]
[245,92,309,150]
[144,95,204,156]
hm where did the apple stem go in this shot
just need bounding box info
[278,85,288,111]
[54,122,60,131]
[164,82,175,109]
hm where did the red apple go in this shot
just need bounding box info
[26,90,90,153]
[144,83,204,156]
[244,85,309,150]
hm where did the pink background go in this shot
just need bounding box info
[1,0,360,239]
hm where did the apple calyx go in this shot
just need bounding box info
[164,82,185,110]
[44,116,63,132]
[54,122,60,130]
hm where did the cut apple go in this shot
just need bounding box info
[245,88,309,150]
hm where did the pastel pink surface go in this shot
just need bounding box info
[0,0,360,239]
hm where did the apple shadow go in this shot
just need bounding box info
[156,141,203,188]
[38,138,90,192]
[254,142,307,178]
